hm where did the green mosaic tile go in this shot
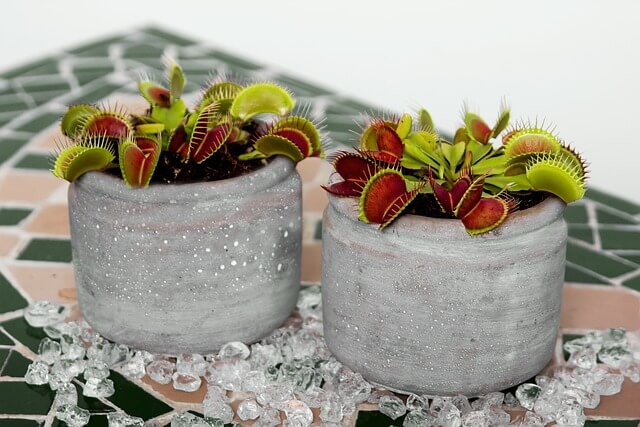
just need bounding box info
[21,80,71,94]
[0,137,32,164]
[566,241,636,278]
[326,102,363,115]
[584,420,640,426]
[587,188,640,215]
[74,71,112,86]
[52,415,107,427]
[324,115,358,134]
[66,83,122,105]
[0,419,43,427]
[623,274,640,292]
[1,317,47,353]
[72,382,115,414]
[0,207,32,225]
[618,253,640,265]
[314,220,323,240]
[597,208,638,225]
[355,410,404,426]
[15,112,61,133]
[0,98,30,114]
[67,36,124,56]
[0,349,32,377]
[0,382,55,415]
[334,97,376,113]
[1,58,59,79]
[0,348,9,366]
[0,273,28,314]
[275,75,332,97]
[564,263,609,284]
[564,204,588,224]
[126,58,164,71]
[568,225,594,244]
[14,153,51,170]
[18,238,72,263]
[31,90,69,106]
[600,229,640,250]
[143,27,194,46]
[0,328,15,345]
[207,49,262,71]
[106,371,173,420]
[123,44,166,59]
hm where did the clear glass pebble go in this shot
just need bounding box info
[25,301,67,327]
[242,369,267,393]
[218,341,250,360]
[44,322,67,339]
[487,406,510,426]
[533,394,561,423]
[337,371,371,405]
[602,327,627,346]
[555,400,586,426]
[403,410,435,427]
[237,399,262,420]
[503,392,518,407]
[172,372,202,392]
[515,383,542,410]
[60,333,86,360]
[56,404,90,427]
[171,413,211,427]
[83,377,115,398]
[55,383,78,408]
[120,352,146,379]
[567,346,598,369]
[593,372,624,395]
[25,360,50,385]
[472,391,503,410]
[563,336,591,355]
[107,412,144,427]
[84,359,110,380]
[621,360,640,382]
[38,337,62,365]
[520,411,545,426]
[429,396,448,413]
[319,391,342,423]
[379,395,406,420]
[435,402,461,427]
[406,393,429,412]
[598,345,633,369]
[249,343,283,368]
[254,408,281,427]
[147,359,175,384]
[257,383,294,407]
[461,410,490,427]
[177,353,208,376]
[202,387,234,423]
[451,394,472,414]
[207,358,250,391]
[281,399,313,427]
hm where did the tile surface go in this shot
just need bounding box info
[0,27,638,425]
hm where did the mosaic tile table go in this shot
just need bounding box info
[0,27,639,426]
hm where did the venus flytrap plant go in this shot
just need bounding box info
[51,59,326,188]
[324,102,588,235]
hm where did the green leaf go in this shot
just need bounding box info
[441,141,466,169]
[418,108,434,131]
[136,123,165,135]
[275,116,322,156]
[150,99,187,132]
[52,145,115,182]
[169,62,186,101]
[485,174,532,192]
[61,104,99,137]
[254,134,304,162]
[230,83,295,120]
[139,81,170,108]
[491,106,510,137]
[395,113,413,139]
[472,154,507,175]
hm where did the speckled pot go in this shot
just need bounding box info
[68,157,302,354]
[322,181,567,396]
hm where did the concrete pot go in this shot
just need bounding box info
[68,157,302,354]
[321,181,567,396]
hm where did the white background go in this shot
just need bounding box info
[2,0,639,203]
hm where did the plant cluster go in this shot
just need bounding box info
[52,59,325,187]
[323,104,587,235]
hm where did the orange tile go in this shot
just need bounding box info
[561,284,640,331]
[297,157,332,184]
[30,127,63,152]
[301,242,322,284]
[0,171,63,203]
[0,231,20,257]
[7,263,76,303]
[302,185,329,214]
[585,378,640,418]
[23,204,70,236]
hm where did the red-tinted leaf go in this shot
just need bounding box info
[148,87,171,108]
[321,181,362,197]
[461,197,509,235]
[359,169,417,228]
[454,175,485,218]
[468,116,492,144]
[375,124,404,160]
[120,137,160,187]
[84,114,130,139]
[273,127,312,158]
[168,125,189,161]
[191,123,231,163]
[430,174,470,214]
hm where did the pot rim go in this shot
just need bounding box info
[73,156,295,203]
[326,172,567,240]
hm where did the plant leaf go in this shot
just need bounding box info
[169,62,186,101]
[359,169,418,229]
[52,145,114,182]
[136,123,165,134]
[168,124,190,161]
[151,99,187,132]
[322,152,377,197]
[254,135,304,162]
[491,106,510,137]
[418,108,434,131]
[430,174,470,214]
[461,197,510,235]
[464,112,492,144]
[230,83,295,120]
[440,141,466,169]
[275,116,323,156]
[272,128,312,158]
[61,104,99,137]
[454,175,485,218]
[191,122,232,164]
[395,113,413,139]
[119,137,161,188]
[139,82,171,108]
[81,112,132,139]
[526,153,586,203]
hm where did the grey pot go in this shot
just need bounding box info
[68,157,302,354]
[322,183,567,396]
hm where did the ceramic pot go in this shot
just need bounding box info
[321,181,567,396]
[68,157,301,354]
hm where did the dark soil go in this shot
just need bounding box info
[106,143,266,184]
[407,191,549,218]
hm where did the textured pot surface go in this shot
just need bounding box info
[322,184,567,396]
[69,157,302,354]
